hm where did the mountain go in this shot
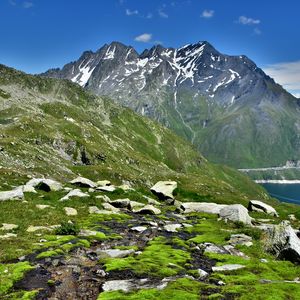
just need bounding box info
[42,41,300,169]
[0,64,266,202]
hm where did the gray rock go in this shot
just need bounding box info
[0,223,18,231]
[109,198,130,208]
[198,269,209,279]
[143,195,161,206]
[264,221,300,263]
[0,186,24,201]
[96,185,116,192]
[163,224,182,232]
[102,203,120,213]
[96,180,111,187]
[228,234,253,247]
[133,204,161,215]
[64,207,78,216]
[70,176,96,188]
[212,264,245,272]
[88,206,114,215]
[131,226,148,232]
[150,181,177,200]
[181,202,227,214]
[96,249,135,258]
[60,189,89,201]
[129,201,145,210]
[26,225,60,232]
[26,178,63,191]
[0,233,17,239]
[219,204,252,225]
[36,204,53,210]
[248,200,279,217]
[288,214,297,221]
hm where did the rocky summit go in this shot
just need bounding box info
[43,41,300,168]
[1,64,300,299]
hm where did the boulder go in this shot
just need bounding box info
[36,204,52,210]
[0,233,17,239]
[212,264,245,272]
[96,180,111,187]
[133,204,161,215]
[219,204,252,225]
[88,206,114,215]
[22,185,37,193]
[150,181,177,200]
[181,202,227,214]
[60,189,89,201]
[26,225,60,232]
[264,221,300,263]
[131,226,148,232]
[64,207,78,216]
[108,198,130,208]
[96,185,116,192]
[26,178,63,192]
[102,203,120,213]
[248,200,278,217]
[128,201,144,210]
[70,176,96,188]
[0,187,24,201]
[198,269,209,279]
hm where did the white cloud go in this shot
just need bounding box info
[158,9,168,18]
[253,28,262,35]
[126,8,138,16]
[238,16,260,25]
[23,1,33,8]
[201,9,214,19]
[263,60,300,97]
[134,33,152,43]
[9,0,16,6]
[146,13,153,19]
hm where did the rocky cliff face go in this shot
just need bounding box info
[42,41,300,168]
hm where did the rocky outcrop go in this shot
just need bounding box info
[264,221,300,263]
[150,181,177,200]
[219,204,252,225]
[248,200,279,217]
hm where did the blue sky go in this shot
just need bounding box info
[0,0,300,96]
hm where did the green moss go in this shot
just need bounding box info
[36,249,64,259]
[4,290,38,300]
[0,262,34,295]
[103,237,190,278]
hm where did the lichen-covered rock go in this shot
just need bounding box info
[150,181,177,200]
[228,234,253,247]
[248,200,278,217]
[60,189,89,201]
[0,223,19,231]
[133,204,161,215]
[64,207,78,216]
[219,204,252,225]
[108,198,130,208]
[96,185,116,192]
[212,264,245,272]
[96,248,135,258]
[70,176,96,188]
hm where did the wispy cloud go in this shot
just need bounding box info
[158,8,168,18]
[238,16,260,25]
[263,60,300,97]
[201,9,214,19]
[134,33,152,43]
[126,8,138,16]
[23,1,33,8]
[8,0,16,6]
[146,13,153,19]
[253,27,262,35]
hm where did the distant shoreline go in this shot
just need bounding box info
[255,180,300,184]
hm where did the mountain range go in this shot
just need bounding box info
[43,41,300,168]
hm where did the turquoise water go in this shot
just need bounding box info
[261,183,300,204]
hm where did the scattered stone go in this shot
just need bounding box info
[288,214,297,221]
[64,207,78,216]
[133,204,161,215]
[260,259,268,263]
[79,229,100,237]
[60,189,89,201]
[36,204,52,210]
[0,223,18,231]
[163,224,182,232]
[0,233,17,239]
[102,203,120,213]
[0,186,24,201]
[118,184,134,191]
[128,201,144,210]
[96,180,111,187]
[26,225,60,232]
[70,176,96,188]
[248,200,279,217]
[96,249,135,258]
[182,223,192,228]
[264,221,300,263]
[108,198,130,208]
[228,234,253,247]
[143,195,161,206]
[88,206,114,215]
[96,185,116,192]
[131,226,147,232]
[212,264,245,272]
[150,181,177,200]
[88,188,95,193]
[202,243,247,258]
[180,202,227,214]
[25,178,63,192]
[217,280,226,286]
[95,195,110,202]
[219,204,252,225]
[198,269,209,279]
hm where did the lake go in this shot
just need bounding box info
[261,183,300,204]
